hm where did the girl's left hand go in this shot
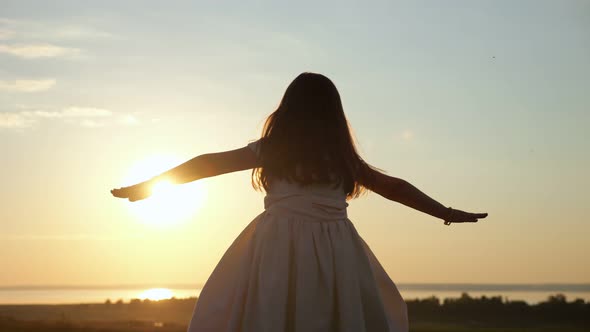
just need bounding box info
[444,208,488,225]
[111,179,154,202]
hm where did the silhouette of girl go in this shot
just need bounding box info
[111,72,487,332]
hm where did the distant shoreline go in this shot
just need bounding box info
[2,284,590,306]
[2,282,589,290]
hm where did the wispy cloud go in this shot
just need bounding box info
[0,112,35,129]
[0,43,80,58]
[0,107,140,129]
[0,18,116,61]
[0,28,13,40]
[0,79,56,92]
[117,114,140,126]
[29,107,113,118]
[0,233,146,241]
[0,18,116,41]
[53,26,115,40]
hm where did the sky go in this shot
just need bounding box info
[0,0,589,287]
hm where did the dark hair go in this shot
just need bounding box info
[251,72,379,200]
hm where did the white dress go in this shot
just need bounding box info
[187,140,409,332]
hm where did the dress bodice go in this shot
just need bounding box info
[247,139,349,220]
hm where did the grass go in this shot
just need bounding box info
[1,297,588,331]
[1,319,588,332]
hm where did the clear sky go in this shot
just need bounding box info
[1,0,588,287]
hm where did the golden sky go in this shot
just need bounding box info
[1,1,589,286]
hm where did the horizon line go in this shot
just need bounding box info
[2,282,590,291]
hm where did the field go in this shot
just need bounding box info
[0,319,587,332]
[1,295,588,332]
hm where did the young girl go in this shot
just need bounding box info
[111,72,487,332]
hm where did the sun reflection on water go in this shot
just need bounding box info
[137,288,174,301]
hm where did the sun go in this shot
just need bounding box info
[122,154,206,227]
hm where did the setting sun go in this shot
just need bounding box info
[122,154,206,227]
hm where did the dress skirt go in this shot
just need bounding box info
[187,193,409,332]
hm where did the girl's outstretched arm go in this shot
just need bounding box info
[111,146,260,202]
[362,168,487,225]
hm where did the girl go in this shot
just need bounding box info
[111,72,487,332]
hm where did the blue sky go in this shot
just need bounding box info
[0,0,588,286]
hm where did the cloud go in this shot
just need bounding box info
[79,119,105,128]
[0,28,13,40]
[1,107,139,129]
[0,43,80,58]
[117,114,139,126]
[53,26,115,40]
[61,107,113,117]
[0,112,34,129]
[0,18,116,41]
[19,110,63,118]
[0,18,116,61]
[0,79,56,92]
[0,233,146,241]
[20,107,112,118]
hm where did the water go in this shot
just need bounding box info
[0,285,200,305]
[0,284,588,305]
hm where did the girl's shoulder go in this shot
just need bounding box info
[247,139,262,157]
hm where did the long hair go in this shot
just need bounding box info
[251,72,379,200]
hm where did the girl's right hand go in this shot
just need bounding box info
[110,178,155,202]
[444,208,488,225]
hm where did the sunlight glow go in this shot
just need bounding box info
[137,288,174,301]
[122,154,206,227]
